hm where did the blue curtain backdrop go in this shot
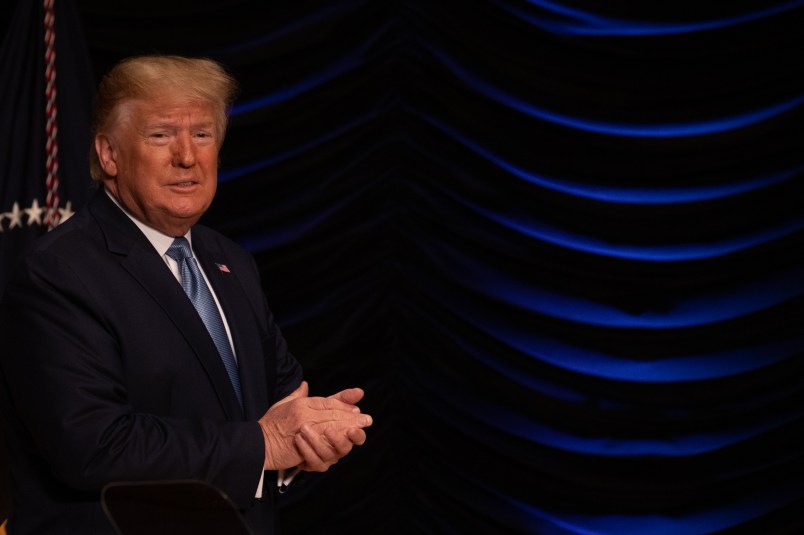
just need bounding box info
[3,1,804,533]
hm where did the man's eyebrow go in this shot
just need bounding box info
[144,121,176,130]
[143,120,215,129]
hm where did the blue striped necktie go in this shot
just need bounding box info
[166,237,243,408]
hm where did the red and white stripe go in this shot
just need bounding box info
[43,0,60,229]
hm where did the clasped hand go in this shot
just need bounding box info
[259,381,372,472]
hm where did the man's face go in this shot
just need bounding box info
[97,98,220,236]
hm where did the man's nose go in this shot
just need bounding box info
[173,133,196,167]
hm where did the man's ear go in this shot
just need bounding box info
[94,134,118,177]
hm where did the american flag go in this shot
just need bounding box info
[1,0,93,523]
[0,0,92,294]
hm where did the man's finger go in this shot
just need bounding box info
[305,395,365,414]
[319,427,365,454]
[327,388,364,407]
[345,427,367,446]
[294,426,332,472]
[310,412,373,428]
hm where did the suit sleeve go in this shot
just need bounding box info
[0,248,265,508]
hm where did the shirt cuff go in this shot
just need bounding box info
[255,470,265,498]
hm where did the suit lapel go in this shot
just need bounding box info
[192,229,269,421]
[88,191,245,421]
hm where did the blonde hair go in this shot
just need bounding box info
[89,55,239,181]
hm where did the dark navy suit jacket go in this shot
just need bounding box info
[0,189,303,534]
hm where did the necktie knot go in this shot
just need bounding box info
[166,237,193,262]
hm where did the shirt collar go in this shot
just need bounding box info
[104,188,192,257]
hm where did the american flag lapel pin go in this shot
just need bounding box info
[215,262,231,273]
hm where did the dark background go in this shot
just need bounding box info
[2,1,804,533]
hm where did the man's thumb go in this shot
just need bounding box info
[290,380,309,399]
[274,381,309,407]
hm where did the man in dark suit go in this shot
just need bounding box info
[0,55,372,534]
